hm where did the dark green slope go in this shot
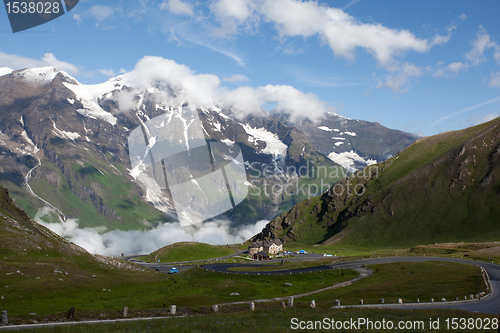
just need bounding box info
[0,182,167,318]
[252,117,500,248]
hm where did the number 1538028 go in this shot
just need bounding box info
[5,1,60,14]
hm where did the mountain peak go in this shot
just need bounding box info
[0,67,13,77]
[9,66,81,87]
[13,66,60,86]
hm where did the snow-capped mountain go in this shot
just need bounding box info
[274,112,419,172]
[0,66,416,233]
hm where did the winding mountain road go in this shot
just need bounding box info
[199,256,500,315]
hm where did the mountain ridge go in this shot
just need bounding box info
[0,66,417,236]
[251,117,500,247]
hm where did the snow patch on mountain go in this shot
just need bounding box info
[51,120,80,141]
[142,173,174,213]
[318,126,339,132]
[221,138,234,146]
[0,67,13,77]
[343,131,357,136]
[335,142,344,146]
[128,161,146,180]
[63,76,126,126]
[14,66,60,86]
[212,106,230,120]
[328,150,377,172]
[212,121,222,132]
[243,124,287,156]
[21,130,39,154]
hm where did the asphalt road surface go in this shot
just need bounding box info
[201,262,334,275]
[145,263,196,274]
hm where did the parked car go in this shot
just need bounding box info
[297,250,307,254]
[169,267,178,274]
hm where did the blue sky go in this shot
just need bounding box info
[1,0,499,136]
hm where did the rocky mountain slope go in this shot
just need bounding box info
[251,117,500,247]
[275,112,419,171]
[0,66,417,233]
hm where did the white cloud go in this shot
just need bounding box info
[36,208,269,256]
[219,85,266,115]
[210,0,259,37]
[119,56,221,110]
[433,61,466,78]
[430,23,456,46]
[223,74,249,82]
[490,71,500,87]
[183,36,246,67]
[159,0,194,16]
[432,95,500,126]
[73,14,82,25]
[465,26,500,66]
[458,14,467,21]
[433,26,500,81]
[86,5,115,27]
[209,0,429,69]
[98,68,116,77]
[114,56,333,121]
[119,68,127,74]
[375,62,423,93]
[342,0,362,11]
[471,112,499,125]
[0,52,79,75]
[447,62,466,72]
[221,84,334,121]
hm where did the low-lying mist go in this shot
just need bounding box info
[34,207,267,256]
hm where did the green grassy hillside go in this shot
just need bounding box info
[254,117,500,248]
[0,182,168,318]
[143,242,240,263]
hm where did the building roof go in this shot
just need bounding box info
[254,251,269,257]
[247,239,282,249]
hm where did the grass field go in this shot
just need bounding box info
[3,259,487,326]
[1,262,356,323]
[142,242,241,263]
[297,261,484,307]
